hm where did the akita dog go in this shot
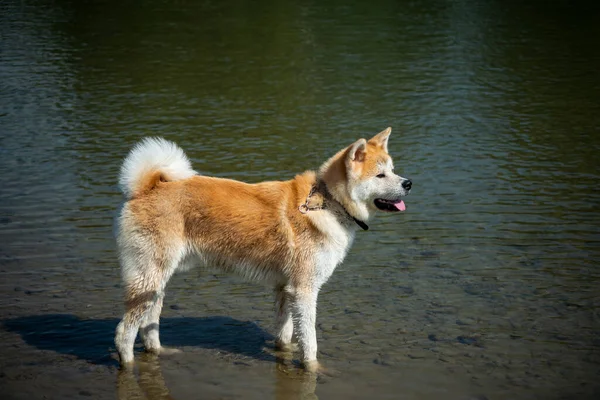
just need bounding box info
[114,127,411,371]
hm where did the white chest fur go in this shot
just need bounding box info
[311,211,356,289]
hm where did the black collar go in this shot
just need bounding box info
[351,217,369,231]
[298,181,369,231]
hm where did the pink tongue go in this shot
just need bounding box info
[394,200,406,211]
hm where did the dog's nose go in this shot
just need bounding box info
[402,179,412,190]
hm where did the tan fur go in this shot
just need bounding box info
[114,128,411,371]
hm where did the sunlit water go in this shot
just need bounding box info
[1,0,599,399]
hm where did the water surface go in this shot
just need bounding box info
[1,0,599,399]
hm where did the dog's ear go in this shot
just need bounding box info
[346,138,367,171]
[368,127,392,153]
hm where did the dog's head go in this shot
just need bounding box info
[319,127,411,222]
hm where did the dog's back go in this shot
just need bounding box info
[116,138,321,283]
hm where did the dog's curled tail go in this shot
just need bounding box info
[119,137,197,199]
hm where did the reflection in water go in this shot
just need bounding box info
[117,355,173,400]
[117,353,318,400]
[273,351,318,400]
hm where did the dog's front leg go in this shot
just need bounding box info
[290,287,319,370]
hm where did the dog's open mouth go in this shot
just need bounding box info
[374,198,406,212]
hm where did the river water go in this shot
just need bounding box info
[1,0,599,399]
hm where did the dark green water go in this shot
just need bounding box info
[1,0,599,399]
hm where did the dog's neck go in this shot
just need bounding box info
[309,180,369,231]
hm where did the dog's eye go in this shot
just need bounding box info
[376,173,386,178]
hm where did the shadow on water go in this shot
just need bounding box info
[4,315,318,399]
[3,314,274,367]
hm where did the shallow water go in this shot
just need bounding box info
[1,0,599,399]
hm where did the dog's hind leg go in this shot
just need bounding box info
[274,284,294,350]
[115,253,177,367]
[139,289,164,354]
[138,284,182,357]
[115,287,156,367]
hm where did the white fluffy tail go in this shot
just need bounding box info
[119,137,197,199]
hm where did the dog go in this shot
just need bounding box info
[114,127,411,372]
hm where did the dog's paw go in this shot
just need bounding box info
[118,359,136,370]
[302,360,339,377]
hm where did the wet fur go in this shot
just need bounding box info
[114,128,410,370]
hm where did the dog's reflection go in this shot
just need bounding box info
[117,352,318,400]
[117,354,173,400]
[274,349,319,400]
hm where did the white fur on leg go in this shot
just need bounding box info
[276,313,294,349]
[115,319,137,366]
[291,292,318,362]
[140,293,164,353]
[275,286,294,349]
